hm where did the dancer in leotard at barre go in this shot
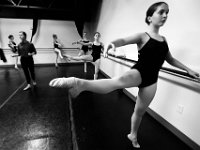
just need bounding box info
[66,32,104,80]
[8,35,18,69]
[53,34,64,67]
[72,32,90,56]
[49,2,199,148]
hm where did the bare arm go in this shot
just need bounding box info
[166,51,199,78]
[8,43,14,49]
[101,43,104,53]
[111,33,142,47]
[104,33,142,57]
[77,41,93,46]
[72,39,82,45]
[11,54,19,57]
[55,39,62,47]
[12,45,20,57]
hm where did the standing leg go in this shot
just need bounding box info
[15,56,18,69]
[127,83,157,148]
[21,58,31,90]
[93,59,100,80]
[55,52,59,67]
[28,57,36,85]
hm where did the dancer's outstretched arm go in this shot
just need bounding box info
[55,39,62,48]
[72,39,83,45]
[104,33,143,57]
[111,33,142,47]
[77,41,93,46]
[166,51,199,79]
[11,54,19,57]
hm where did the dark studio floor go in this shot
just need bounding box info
[0,63,192,150]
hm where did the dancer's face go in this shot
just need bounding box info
[53,36,57,40]
[94,33,100,41]
[149,4,169,27]
[10,37,14,41]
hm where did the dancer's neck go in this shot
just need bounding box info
[148,24,160,35]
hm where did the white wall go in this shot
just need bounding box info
[97,0,200,147]
[32,20,80,48]
[0,19,81,65]
[0,19,32,48]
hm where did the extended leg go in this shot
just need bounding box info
[54,48,63,59]
[67,54,93,61]
[15,56,18,69]
[50,69,142,96]
[128,83,157,148]
[78,50,85,56]
[55,53,58,67]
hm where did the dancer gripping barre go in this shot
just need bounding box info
[8,35,18,69]
[66,32,104,80]
[72,32,90,56]
[49,2,199,148]
[53,34,65,67]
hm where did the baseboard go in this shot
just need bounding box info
[99,69,200,150]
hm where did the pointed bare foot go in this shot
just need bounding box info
[127,134,140,148]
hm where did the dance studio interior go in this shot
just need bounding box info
[0,0,200,149]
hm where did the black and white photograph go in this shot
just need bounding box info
[0,0,199,150]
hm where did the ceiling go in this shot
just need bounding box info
[0,0,75,10]
[0,0,102,20]
[0,0,102,36]
[0,0,102,38]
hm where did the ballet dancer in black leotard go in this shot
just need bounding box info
[53,34,64,67]
[50,2,199,148]
[72,32,90,56]
[8,35,18,69]
[66,32,104,80]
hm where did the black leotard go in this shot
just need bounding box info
[91,43,103,62]
[54,41,60,49]
[8,41,17,53]
[81,40,89,53]
[131,32,169,88]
